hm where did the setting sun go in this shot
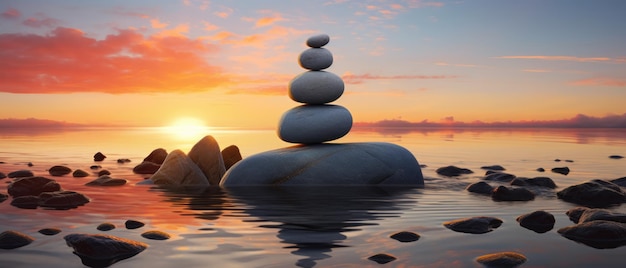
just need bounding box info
[161,117,211,140]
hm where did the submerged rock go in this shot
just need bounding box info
[97,223,116,231]
[0,171,6,179]
[551,166,570,175]
[10,195,40,209]
[132,161,161,174]
[93,152,106,162]
[480,165,505,171]
[85,175,128,186]
[610,177,626,187]
[367,253,397,264]
[150,149,208,186]
[97,170,111,176]
[566,207,626,224]
[7,169,34,178]
[609,155,624,159]
[221,142,424,186]
[72,169,90,177]
[0,192,8,203]
[49,165,72,176]
[517,210,555,233]
[484,172,516,182]
[558,220,626,249]
[389,231,420,242]
[64,233,147,267]
[143,148,168,164]
[0,230,35,249]
[443,216,503,234]
[7,176,61,197]
[436,165,473,177]
[475,252,527,267]
[141,230,171,240]
[466,181,494,195]
[38,190,90,209]
[557,180,626,207]
[492,186,535,201]
[125,220,145,230]
[39,228,62,236]
[188,135,226,185]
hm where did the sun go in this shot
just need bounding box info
[161,117,211,140]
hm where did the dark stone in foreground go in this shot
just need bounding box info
[610,177,626,187]
[38,190,90,209]
[492,186,535,201]
[466,181,494,195]
[551,166,570,175]
[10,195,40,209]
[141,230,171,240]
[125,220,145,229]
[64,233,148,267]
[566,207,626,224]
[39,228,62,236]
[475,252,527,267]
[222,143,424,186]
[0,230,35,249]
[8,176,61,197]
[389,231,420,242]
[8,169,34,178]
[93,152,106,161]
[443,216,503,234]
[368,253,397,264]
[85,175,128,186]
[557,180,626,207]
[558,220,626,249]
[517,210,555,233]
[49,165,72,176]
[436,165,473,177]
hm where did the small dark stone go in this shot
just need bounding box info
[551,167,570,175]
[510,177,529,186]
[466,181,494,195]
[94,152,106,161]
[517,210,555,233]
[125,220,145,229]
[443,216,503,234]
[0,171,6,179]
[117,158,131,164]
[609,155,624,159]
[143,148,168,164]
[48,165,72,176]
[0,230,35,249]
[481,165,505,171]
[98,170,111,176]
[484,172,516,182]
[536,167,545,172]
[38,228,62,236]
[72,169,90,177]
[85,175,128,186]
[63,233,148,267]
[390,231,420,242]
[492,186,535,201]
[475,252,527,267]
[8,176,61,197]
[526,177,557,188]
[97,223,116,231]
[133,161,161,174]
[141,230,171,240]
[7,169,34,178]
[38,190,90,209]
[90,165,101,170]
[436,165,474,177]
[565,159,574,163]
[368,253,397,264]
[0,192,8,203]
[222,145,242,171]
[10,195,40,209]
[27,162,33,167]
[554,159,561,162]
[419,164,428,168]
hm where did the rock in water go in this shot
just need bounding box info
[7,176,61,197]
[517,210,555,233]
[0,230,35,249]
[144,148,168,164]
[221,145,242,171]
[150,149,209,186]
[436,166,473,177]
[188,135,226,185]
[49,165,72,176]
[85,175,128,186]
[475,252,527,267]
[558,220,626,249]
[557,179,626,207]
[93,152,106,161]
[278,105,353,144]
[289,71,344,104]
[64,233,147,267]
[221,142,424,186]
[443,216,503,234]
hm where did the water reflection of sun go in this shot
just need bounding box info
[161,117,211,141]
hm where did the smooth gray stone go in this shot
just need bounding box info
[150,149,209,186]
[278,104,352,144]
[289,71,344,104]
[220,142,424,186]
[299,48,333,71]
[306,34,330,48]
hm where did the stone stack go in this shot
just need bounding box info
[278,34,352,144]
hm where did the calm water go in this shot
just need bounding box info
[1,127,626,267]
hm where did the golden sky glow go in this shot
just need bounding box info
[0,0,625,128]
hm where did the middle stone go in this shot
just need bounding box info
[289,71,344,104]
[278,105,352,144]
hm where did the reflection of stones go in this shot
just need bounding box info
[226,186,416,268]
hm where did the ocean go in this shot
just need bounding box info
[1,127,625,267]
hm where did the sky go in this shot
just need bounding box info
[0,0,625,128]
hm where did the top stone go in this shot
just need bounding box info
[306,34,330,48]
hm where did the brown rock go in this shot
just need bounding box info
[558,220,626,249]
[64,233,148,267]
[143,148,168,164]
[7,176,61,197]
[492,186,535,201]
[85,175,128,186]
[557,180,626,207]
[517,210,555,233]
[443,216,503,234]
[49,165,72,176]
[475,252,527,267]
[188,135,226,185]
[132,161,161,174]
[150,149,208,185]
[72,169,90,177]
[0,230,35,249]
[221,145,242,171]
[94,152,106,161]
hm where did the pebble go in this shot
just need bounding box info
[609,155,624,159]
[551,166,570,175]
[93,152,106,161]
[7,169,34,178]
[38,228,62,236]
[389,231,420,242]
[141,230,171,240]
[475,252,527,267]
[516,210,555,233]
[443,216,503,234]
[72,169,90,177]
[125,220,145,229]
[436,165,474,177]
[367,253,397,264]
[48,165,72,176]
[98,170,111,176]
[97,223,116,231]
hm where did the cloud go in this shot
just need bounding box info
[523,69,551,73]
[495,55,623,63]
[22,16,60,28]
[354,113,626,129]
[150,19,168,29]
[1,7,21,19]
[214,7,233,18]
[570,77,626,87]
[0,27,231,94]
[342,72,458,84]
[0,118,84,128]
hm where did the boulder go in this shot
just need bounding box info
[551,166,570,175]
[443,216,503,234]
[38,190,90,209]
[0,230,34,249]
[289,71,344,104]
[48,165,72,176]
[7,169,34,178]
[516,210,555,233]
[466,181,494,195]
[475,252,527,267]
[278,105,353,144]
[610,177,626,187]
[299,48,333,71]
[188,135,226,185]
[85,175,128,186]
[93,152,106,161]
[221,145,242,171]
[492,186,535,201]
[7,176,61,197]
[566,207,626,224]
[557,180,626,207]
[132,161,161,174]
[64,233,148,267]
[221,142,424,186]
[558,220,626,249]
[484,172,516,182]
[72,169,89,177]
[150,149,208,186]
[436,165,473,177]
[143,148,168,164]
[525,177,557,188]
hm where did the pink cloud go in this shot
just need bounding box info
[1,7,21,19]
[150,19,168,29]
[571,77,626,87]
[495,55,619,63]
[342,72,458,84]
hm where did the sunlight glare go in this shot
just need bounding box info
[161,117,211,140]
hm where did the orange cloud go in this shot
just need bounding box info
[154,23,189,37]
[342,72,457,84]
[0,27,230,94]
[203,21,219,31]
[214,7,233,18]
[1,7,21,19]
[255,16,283,27]
[570,77,626,87]
[150,19,168,29]
[495,55,618,63]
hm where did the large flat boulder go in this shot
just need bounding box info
[220,142,424,186]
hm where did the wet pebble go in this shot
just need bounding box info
[0,230,35,249]
[141,230,171,240]
[390,231,420,242]
[609,155,624,159]
[466,181,494,195]
[436,165,474,177]
[39,228,62,236]
[367,253,397,264]
[443,216,503,234]
[72,169,89,177]
[551,167,570,175]
[97,223,116,231]
[125,220,145,229]
[49,165,72,176]
[94,152,106,161]
[8,169,34,178]
[517,210,555,233]
[475,251,527,267]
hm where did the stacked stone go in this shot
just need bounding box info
[278,34,353,144]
